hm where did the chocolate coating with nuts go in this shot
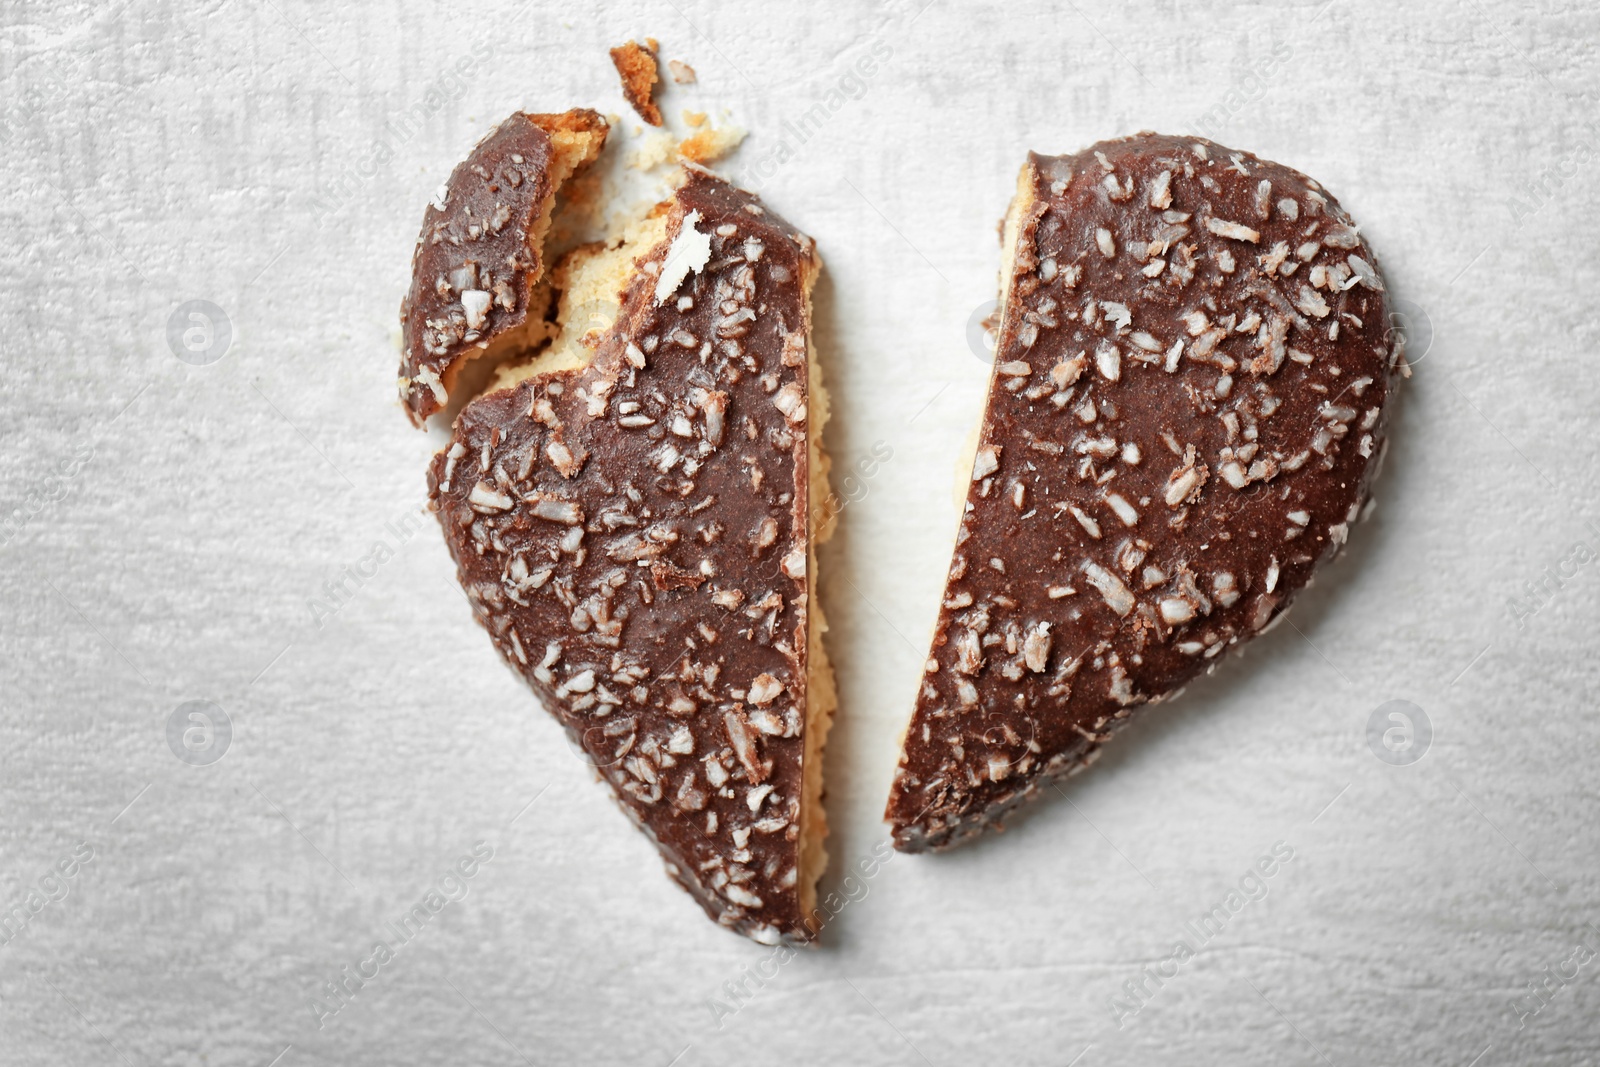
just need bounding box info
[429,171,823,943]
[885,133,1403,852]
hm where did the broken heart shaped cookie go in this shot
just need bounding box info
[405,111,834,943]
[886,134,1404,851]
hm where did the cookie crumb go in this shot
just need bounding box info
[679,123,746,164]
[610,39,663,126]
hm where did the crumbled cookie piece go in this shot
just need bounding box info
[397,110,607,426]
[678,123,746,165]
[610,39,663,126]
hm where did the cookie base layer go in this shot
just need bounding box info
[798,324,836,927]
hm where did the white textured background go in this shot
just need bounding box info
[2,1,1598,1064]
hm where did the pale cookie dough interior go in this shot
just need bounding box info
[489,208,672,391]
[798,259,836,927]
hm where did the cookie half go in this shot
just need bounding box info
[885,133,1403,851]
[417,125,835,942]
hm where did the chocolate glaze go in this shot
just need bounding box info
[885,134,1403,851]
[428,170,825,943]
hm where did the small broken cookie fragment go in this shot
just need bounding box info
[884,133,1404,852]
[398,109,608,426]
[678,123,746,166]
[423,150,836,944]
[669,59,697,84]
[610,39,663,126]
